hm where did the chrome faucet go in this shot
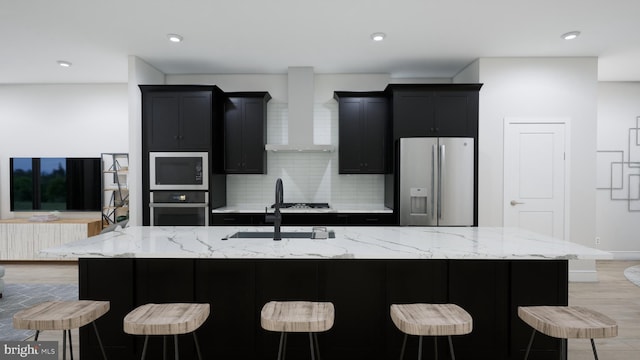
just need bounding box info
[267,178,283,240]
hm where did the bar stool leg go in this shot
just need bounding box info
[34,330,40,341]
[590,339,599,360]
[163,336,167,360]
[447,336,455,360]
[141,335,149,360]
[277,332,285,360]
[524,329,536,360]
[308,333,316,360]
[193,332,203,360]
[93,322,109,360]
[62,330,67,360]
[433,336,437,360]
[313,333,321,360]
[399,333,408,360]
[417,335,423,360]
[68,329,74,360]
[174,334,179,360]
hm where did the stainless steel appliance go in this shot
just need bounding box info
[399,137,474,226]
[149,152,208,190]
[149,191,209,226]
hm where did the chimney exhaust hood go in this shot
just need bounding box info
[265,67,335,152]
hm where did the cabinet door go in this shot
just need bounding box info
[338,98,364,173]
[361,98,388,172]
[434,91,477,137]
[338,96,388,174]
[147,93,181,150]
[179,92,212,150]
[393,91,434,138]
[224,97,244,172]
[240,98,266,173]
[224,96,267,174]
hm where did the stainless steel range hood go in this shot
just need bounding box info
[265,67,335,152]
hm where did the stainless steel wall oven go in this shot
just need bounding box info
[149,191,209,226]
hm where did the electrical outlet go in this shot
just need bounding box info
[595,237,601,245]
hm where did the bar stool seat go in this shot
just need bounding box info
[390,303,472,360]
[124,303,210,360]
[13,300,110,360]
[261,301,334,360]
[518,306,618,360]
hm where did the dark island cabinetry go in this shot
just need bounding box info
[141,85,223,151]
[79,258,567,360]
[224,92,271,174]
[334,92,390,174]
[387,84,482,139]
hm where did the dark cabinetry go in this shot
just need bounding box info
[141,86,221,151]
[387,84,481,138]
[334,92,390,174]
[224,92,271,174]
[80,258,568,360]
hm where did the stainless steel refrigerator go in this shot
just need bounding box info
[399,137,475,226]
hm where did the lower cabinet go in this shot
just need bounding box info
[79,258,568,360]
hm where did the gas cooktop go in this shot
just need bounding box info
[270,203,331,209]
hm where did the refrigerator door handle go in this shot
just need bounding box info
[432,144,436,219]
[438,144,445,219]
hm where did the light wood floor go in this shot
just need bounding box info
[2,260,640,360]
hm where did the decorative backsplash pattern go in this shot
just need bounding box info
[226,101,385,207]
[597,116,640,211]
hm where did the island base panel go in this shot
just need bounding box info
[79,258,567,360]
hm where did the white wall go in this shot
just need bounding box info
[467,58,599,280]
[596,82,640,258]
[474,58,599,251]
[0,84,128,219]
[128,56,165,225]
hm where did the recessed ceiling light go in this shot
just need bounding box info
[561,31,581,40]
[167,33,183,43]
[57,60,72,68]
[370,32,386,41]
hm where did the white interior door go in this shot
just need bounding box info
[504,120,567,239]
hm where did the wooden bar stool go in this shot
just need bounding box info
[123,303,210,360]
[13,300,110,360]
[390,303,472,360]
[260,301,335,360]
[518,306,618,360]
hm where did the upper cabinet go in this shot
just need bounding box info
[386,84,482,139]
[334,92,390,174]
[140,85,223,151]
[224,92,271,174]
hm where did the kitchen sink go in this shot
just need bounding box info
[222,230,335,240]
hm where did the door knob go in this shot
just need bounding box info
[510,200,525,206]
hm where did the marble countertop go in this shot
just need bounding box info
[40,226,612,260]
[211,204,393,214]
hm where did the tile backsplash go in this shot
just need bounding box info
[226,101,385,207]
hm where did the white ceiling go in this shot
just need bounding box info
[2,0,639,84]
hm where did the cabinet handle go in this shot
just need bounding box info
[430,128,435,132]
[435,128,439,132]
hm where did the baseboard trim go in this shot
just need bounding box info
[569,270,598,282]
[609,251,640,260]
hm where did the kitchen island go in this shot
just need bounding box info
[42,226,610,360]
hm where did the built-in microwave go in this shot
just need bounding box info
[149,152,208,190]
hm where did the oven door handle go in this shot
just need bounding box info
[149,203,209,208]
